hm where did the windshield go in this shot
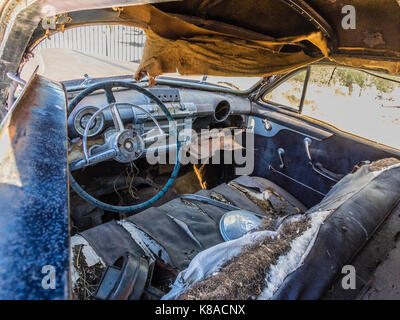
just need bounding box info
[22,25,261,91]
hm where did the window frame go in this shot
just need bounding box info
[261,66,310,113]
[256,63,400,151]
[261,63,400,115]
[302,64,400,115]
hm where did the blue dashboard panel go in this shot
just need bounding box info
[0,75,69,299]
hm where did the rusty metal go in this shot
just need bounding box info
[279,0,335,40]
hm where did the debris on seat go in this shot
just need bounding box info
[70,176,309,299]
[210,191,234,206]
[163,211,331,300]
[71,236,105,300]
[228,181,302,216]
[368,158,400,172]
[178,219,311,300]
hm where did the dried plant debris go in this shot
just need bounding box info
[210,192,234,206]
[257,217,276,231]
[73,245,105,300]
[228,183,277,216]
[369,158,400,172]
[178,218,311,300]
[229,182,302,216]
[181,198,199,208]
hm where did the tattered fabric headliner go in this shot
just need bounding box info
[117,4,329,81]
[26,0,400,80]
[104,0,400,81]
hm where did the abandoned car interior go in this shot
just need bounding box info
[0,0,400,300]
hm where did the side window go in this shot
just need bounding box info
[303,65,400,149]
[263,69,307,111]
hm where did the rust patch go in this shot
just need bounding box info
[179,218,311,300]
[363,32,386,48]
[193,164,208,190]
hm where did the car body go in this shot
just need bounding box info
[0,0,399,300]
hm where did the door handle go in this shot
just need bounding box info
[303,137,344,182]
[313,162,345,182]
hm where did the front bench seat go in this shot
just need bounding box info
[70,176,307,298]
[163,158,400,300]
[71,158,400,299]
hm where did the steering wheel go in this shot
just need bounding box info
[68,81,181,213]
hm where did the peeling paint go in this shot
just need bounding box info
[70,235,104,268]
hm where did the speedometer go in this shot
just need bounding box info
[72,106,105,137]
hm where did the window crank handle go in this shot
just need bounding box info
[277,148,285,169]
[304,137,312,162]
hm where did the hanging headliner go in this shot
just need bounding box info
[110,0,400,80]
[3,0,400,83]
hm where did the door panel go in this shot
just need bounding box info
[0,74,69,299]
[250,103,400,208]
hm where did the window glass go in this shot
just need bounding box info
[263,69,307,111]
[303,65,400,149]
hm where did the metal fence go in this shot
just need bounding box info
[34,25,145,62]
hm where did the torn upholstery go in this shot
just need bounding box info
[116,4,329,80]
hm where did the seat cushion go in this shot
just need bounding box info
[70,175,306,298]
[163,159,400,300]
[75,176,306,270]
[125,176,306,270]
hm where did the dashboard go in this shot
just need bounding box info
[66,84,252,169]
